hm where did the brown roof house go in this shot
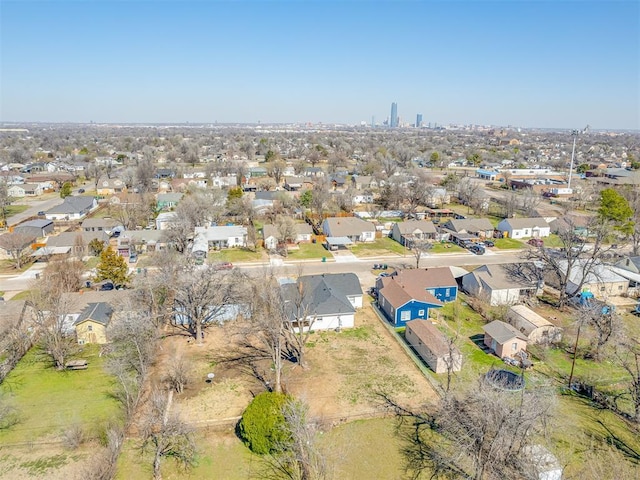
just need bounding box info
[483,320,528,359]
[405,319,462,374]
[391,220,437,247]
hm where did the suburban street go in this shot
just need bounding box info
[5,187,84,227]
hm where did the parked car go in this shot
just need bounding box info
[37,211,45,216]
[469,245,485,255]
[100,282,115,291]
[528,238,544,247]
[129,254,138,263]
[213,262,233,271]
[483,240,495,247]
[78,188,85,193]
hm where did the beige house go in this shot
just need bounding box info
[483,320,528,359]
[405,320,462,374]
[74,302,113,344]
[507,305,562,344]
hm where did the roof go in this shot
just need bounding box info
[395,220,437,235]
[499,217,549,230]
[157,193,184,202]
[561,260,628,285]
[323,217,375,236]
[15,219,53,229]
[406,319,460,357]
[465,264,536,291]
[194,225,247,241]
[507,305,555,333]
[46,196,95,214]
[394,268,456,289]
[46,231,110,248]
[81,217,119,228]
[282,273,362,319]
[74,302,113,326]
[444,218,494,233]
[483,320,528,343]
[325,236,353,246]
[378,273,443,310]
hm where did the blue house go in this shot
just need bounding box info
[376,268,457,327]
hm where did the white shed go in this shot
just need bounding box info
[506,305,562,344]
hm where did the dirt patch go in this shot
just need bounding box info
[168,304,439,427]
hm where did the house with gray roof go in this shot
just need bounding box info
[263,223,313,250]
[281,273,363,331]
[45,196,98,221]
[13,219,54,238]
[391,220,437,247]
[496,217,550,239]
[483,320,528,359]
[321,217,375,243]
[405,320,462,374]
[442,218,494,238]
[74,302,114,344]
[194,225,247,249]
[461,264,537,306]
[45,231,110,256]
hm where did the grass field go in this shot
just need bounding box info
[208,247,268,263]
[429,242,466,254]
[0,345,121,444]
[493,237,524,249]
[7,289,35,301]
[5,205,30,217]
[286,242,330,260]
[0,258,35,274]
[350,237,406,257]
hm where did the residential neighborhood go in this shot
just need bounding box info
[0,123,639,480]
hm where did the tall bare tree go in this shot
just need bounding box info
[614,336,640,423]
[0,232,34,269]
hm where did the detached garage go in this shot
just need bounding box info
[506,305,563,344]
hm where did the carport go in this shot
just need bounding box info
[324,236,353,251]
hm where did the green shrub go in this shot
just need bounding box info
[238,391,290,455]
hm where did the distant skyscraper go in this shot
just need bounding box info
[416,114,423,128]
[390,102,398,128]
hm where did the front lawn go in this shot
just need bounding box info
[350,237,406,257]
[429,242,466,254]
[4,205,29,217]
[286,242,330,260]
[542,234,564,248]
[493,237,524,249]
[208,247,268,263]
[0,345,121,444]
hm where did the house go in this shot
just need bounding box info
[45,231,111,256]
[211,175,238,189]
[283,176,305,191]
[0,232,36,261]
[7,183,43,197]
[496,217,550,239]
[74,302,113,344]
[506,305,562,344]
[45,196,98,221]
[156,193,184,210]
[405,320,462,374]
[321,217,376,243]
[442,218,494,238]
[13,219,54,238]
[352,193,374,205]
[96,176,127,196]
[555,260,629,300]
[155,212,178,230]
[193,225,247,249]
[461,264,537,306]
[376,270,442,327]
[303,167,325,177]
[81,217,120,234]
[483,320,528,359]
[280,273,363,331]
[263,223,313,250]
[351,175,378,191]
[391,220,437,247]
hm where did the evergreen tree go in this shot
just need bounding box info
[599,188,634,235]
[60,182,73,198]
[94,247,129,286]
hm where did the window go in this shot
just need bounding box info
[400,311,411,321]
[87,325,93,332]
[418,309,425,316]
[600,286,606,292]
[445,288,450,297]
[618,285,624,291]
[512,342,518,351]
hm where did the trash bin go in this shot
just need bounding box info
[322,257,326,263]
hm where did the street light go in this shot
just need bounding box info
[567,125,589,192]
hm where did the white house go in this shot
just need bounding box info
[461,264,537,306]
[263,223,313,250]
[321,217,376,243]
[45,196,98,221]
[8,183,43,197]
[155,212,178,230]
[194,225,247,249]
[496,217,550,239]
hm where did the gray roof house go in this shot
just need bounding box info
[496,217,550,239]
[263,223,313,250]
[194,225,247,249]
[322,217,376,243]
[442,218,494,238]
[461,264,537,306]
[13,219,54,238]
[281,273,363,331]
[391,220,437,247]
[45,196,98,221]
[44,231,111,256]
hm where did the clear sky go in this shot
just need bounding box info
[1,0,638,130]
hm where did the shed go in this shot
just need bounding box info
[483,320,528,359]
[405,320,462,374]
[507,305,562,344]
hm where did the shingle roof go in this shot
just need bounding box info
[500,217,549,230]
[483,320,528,343]
[46,231,110,248]
[378,271,444,309]
[46,196,95,214]
[282,273,362,318]
[406,319,459,357]
[466,264,535,291]
[323,217,375,237]
[445,218,494,233]
[74,302,113,326]
[396,220,437,235]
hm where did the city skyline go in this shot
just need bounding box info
[1,1,639,130]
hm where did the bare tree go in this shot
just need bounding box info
[262,397,327,480]
[519,188,542,216]
[173,264,246,345]
[280,273,319,369]
[276,215,297,256]
[614,336,640,423]
[0,232,34,269]
[581,304,621,361]
[140,389,197,480]
[410,239,433,269]
[0,179,13,226]
[0,393,18,430]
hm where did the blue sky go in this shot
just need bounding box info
[1,1,638,129]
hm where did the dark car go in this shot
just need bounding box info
[469,245,485,255]
[483,240,495,247]
[37,211,45,216]
[100,282,115,291]
[78,188,85,193]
